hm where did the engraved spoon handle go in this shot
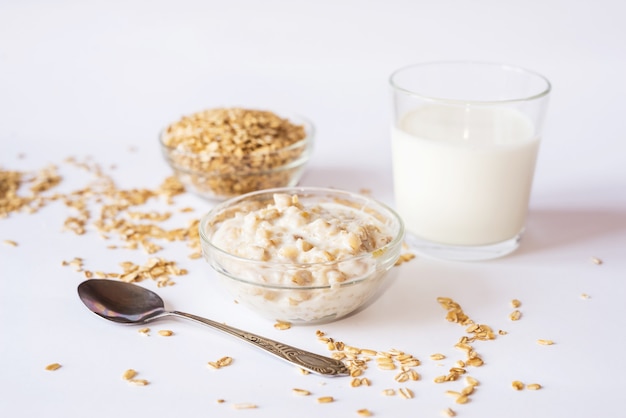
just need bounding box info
[169,311,349,376]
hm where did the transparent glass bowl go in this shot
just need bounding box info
[199,187,405,324]
[160,115,313,201]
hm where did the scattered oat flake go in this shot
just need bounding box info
[382,389,395,396]
[129,379,149,386]
[398,387,414,399]
[537,339,554,345]
[466,376,480,386]
[581,293,591,299]
[232,403,257,410]
[292,388,311,396]
[45,363,61,371]
[461,385,475,396]
[357,408,373,416]
[434,375,447,383]
[217,356,233,367]
[449,367,466,376]
[376,355,394,364]
[509,310,522,321]
[274,320,292,330]
[122,369,137,380]
[394,252,416,266]
[3,240,18,247]
[511,299,521,308]
[465,323,479,333]
[527,383,542,390]
[442,408,456,417]
[216,399,226,404]
[345,345,361,355]
[395,370,417,383]
[378,363,397,371]
[208,356,233,369]
[511,380,525,390]
[138,327,150,336]
[465,357,484,367]
[158,329,174,336]
[430,353,446,360]
[317,396,334,403]
[591,257,603,265]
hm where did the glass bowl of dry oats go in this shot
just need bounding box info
[199,187,405,324]
[160,108,314,200]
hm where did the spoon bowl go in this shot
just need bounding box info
[77,279,349,376]
[78,279,168,324]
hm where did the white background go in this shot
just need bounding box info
[1,1,625,417]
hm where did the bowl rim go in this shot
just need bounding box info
[159,112,315,158]
[198,186,405,289]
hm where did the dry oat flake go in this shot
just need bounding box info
[45,363,62,371]
[161,108,307,198]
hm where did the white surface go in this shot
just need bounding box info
[1,1,625,417]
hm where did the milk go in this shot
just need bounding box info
[391,105,539,246]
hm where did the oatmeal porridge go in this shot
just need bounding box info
[200,189,404,323]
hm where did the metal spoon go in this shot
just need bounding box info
[77,279,349,376]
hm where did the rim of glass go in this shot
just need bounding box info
[198,186,405,288]
[389,60,552,105]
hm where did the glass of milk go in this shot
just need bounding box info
[390,61,551,260]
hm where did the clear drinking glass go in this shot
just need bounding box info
[390,61,551,261]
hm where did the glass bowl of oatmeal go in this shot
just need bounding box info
[199,187,405,324]
[160,108,314,201]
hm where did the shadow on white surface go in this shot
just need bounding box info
[516,208,626,255]
[298,165,394,202]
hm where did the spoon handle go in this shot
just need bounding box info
[169,311,349,377]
